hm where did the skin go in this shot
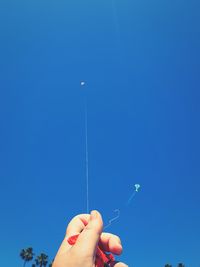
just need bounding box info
[53,210,128,267]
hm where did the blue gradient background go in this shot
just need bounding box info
[0,0,200,266]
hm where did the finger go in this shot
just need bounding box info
[73,210,103,258]
[99,233,122,255]
[110,261,129,267]
[66,214,90,238]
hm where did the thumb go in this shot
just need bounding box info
[73,210,103,258]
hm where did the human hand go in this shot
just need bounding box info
[53,210,128,267]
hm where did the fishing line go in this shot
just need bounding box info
[81,81,89,214]
[84,94,89,214]
[104,184,141,230]
[127,191,137,206]
[104,209,121,230]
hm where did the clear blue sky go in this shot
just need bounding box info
[0,0,200,266]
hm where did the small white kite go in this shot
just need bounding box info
[80,81,85,86]
[134,184,141,192]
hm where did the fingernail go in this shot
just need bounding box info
[90,210,98,220]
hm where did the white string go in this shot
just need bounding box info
[84,95,89,214]
[126,191,137,206]
[104,186,140,230]
[104,209,120,230]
